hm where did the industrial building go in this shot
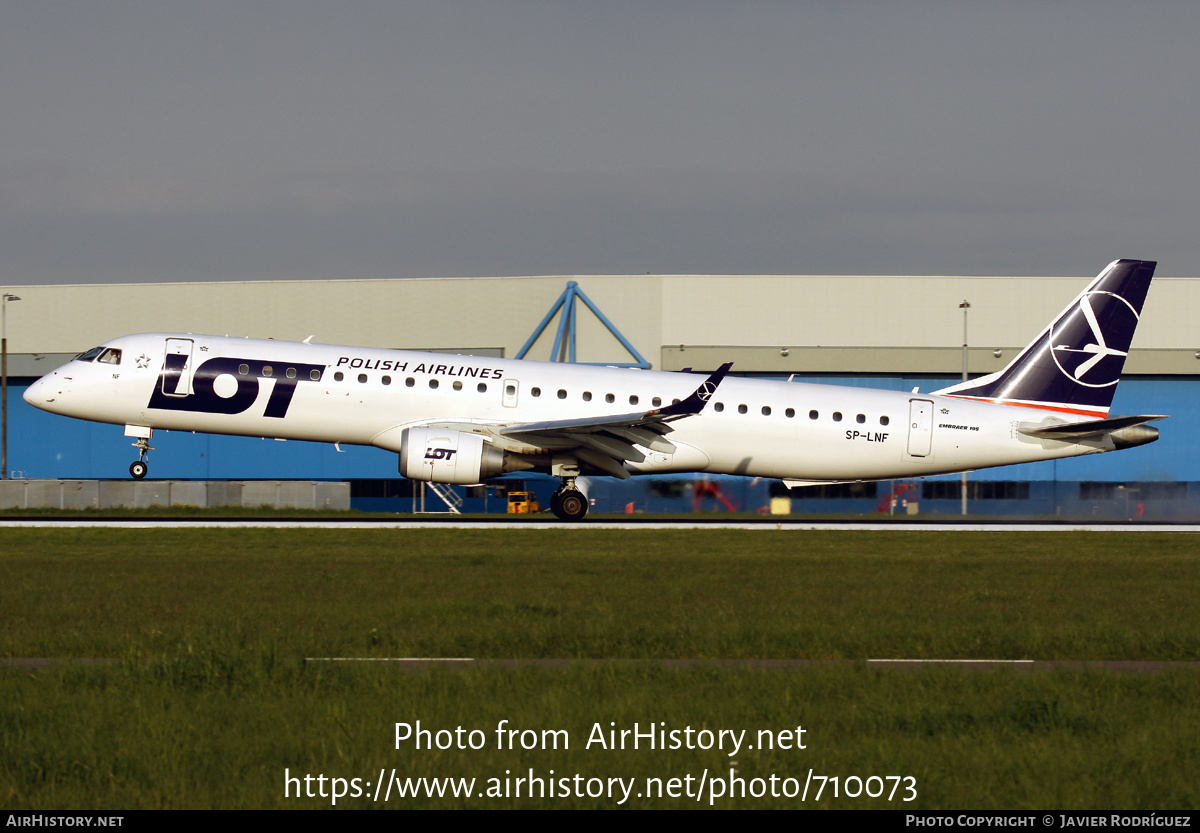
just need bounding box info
[3,270,1197,516]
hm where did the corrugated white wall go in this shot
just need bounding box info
[5,273,1196,367]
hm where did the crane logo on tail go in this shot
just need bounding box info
[1049,290,1140,389]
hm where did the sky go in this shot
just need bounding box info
[3,1,1200,285]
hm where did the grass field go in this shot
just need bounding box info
[2,528,1198,809]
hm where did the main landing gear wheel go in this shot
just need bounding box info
[551,488,588,522]
[129,460,148,479]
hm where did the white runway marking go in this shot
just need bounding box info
[307,657,475,662]
[1,519,1198,531]
[867,659,1034,664]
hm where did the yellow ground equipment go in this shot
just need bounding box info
[506,491,542,514]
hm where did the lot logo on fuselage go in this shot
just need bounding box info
[148,355,325,417]
[1049,290,1139,388]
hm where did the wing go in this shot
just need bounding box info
[432,363,732,479]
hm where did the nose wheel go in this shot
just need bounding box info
[129,435,153,479]
[550,479,588,521]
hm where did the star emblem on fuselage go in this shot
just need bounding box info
[136,354,150,369]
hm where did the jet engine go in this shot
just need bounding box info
[398,426,529,484]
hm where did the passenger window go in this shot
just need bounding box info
[334,371,345,382]
[652,397,662,407]
[880,416,890,426]
[506,384,516,396]
[785,408,795,418]
[856,414,865,424]
[239,364,250,376]
[605,394,615,404]
[833,412,843,422]
[429,379,439,389]
[531,387,541,397]
[263,365,273,377]
[453,380,463,391]
[714,402,725,412]
[286,367,297,379]
[382,376,392,386]
[406,377,415,387]
[477,383,488,393]
[762,406,772,416]
[583,391,593,401]
[809,410,818,420]
[358,374,367,383]
[558,389,567,399]
[309,369,321,381]
[630,395,639,405]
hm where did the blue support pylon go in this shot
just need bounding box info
[515,281,651,368]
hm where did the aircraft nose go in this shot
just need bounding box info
[22,373,57,410]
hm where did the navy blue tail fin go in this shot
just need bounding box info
[934,259,1156,417]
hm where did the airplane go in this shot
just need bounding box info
[22,259,1164,521]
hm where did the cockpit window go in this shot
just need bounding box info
[75,346,106,362]
[96,348,122,365]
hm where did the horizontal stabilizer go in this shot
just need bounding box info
[1018,414,1166,439]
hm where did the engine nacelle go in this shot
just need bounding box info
[399,427,509,485]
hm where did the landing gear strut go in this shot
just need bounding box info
[550,478,588,521]
[129,436,153,479]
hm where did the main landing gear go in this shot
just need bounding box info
[129,435,153,479]
[550,479,588,521]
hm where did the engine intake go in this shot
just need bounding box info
[398,427,517,484]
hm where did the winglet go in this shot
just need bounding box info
[651,362,733,420]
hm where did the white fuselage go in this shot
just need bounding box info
[24,332,1107,482]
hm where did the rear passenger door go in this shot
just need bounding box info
[906,398,933,457]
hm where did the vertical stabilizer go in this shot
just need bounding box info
[934,259,1156,417]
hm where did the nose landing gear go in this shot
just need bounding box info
[127,429,154,479]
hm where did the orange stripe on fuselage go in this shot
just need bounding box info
[940,395,1108,419]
